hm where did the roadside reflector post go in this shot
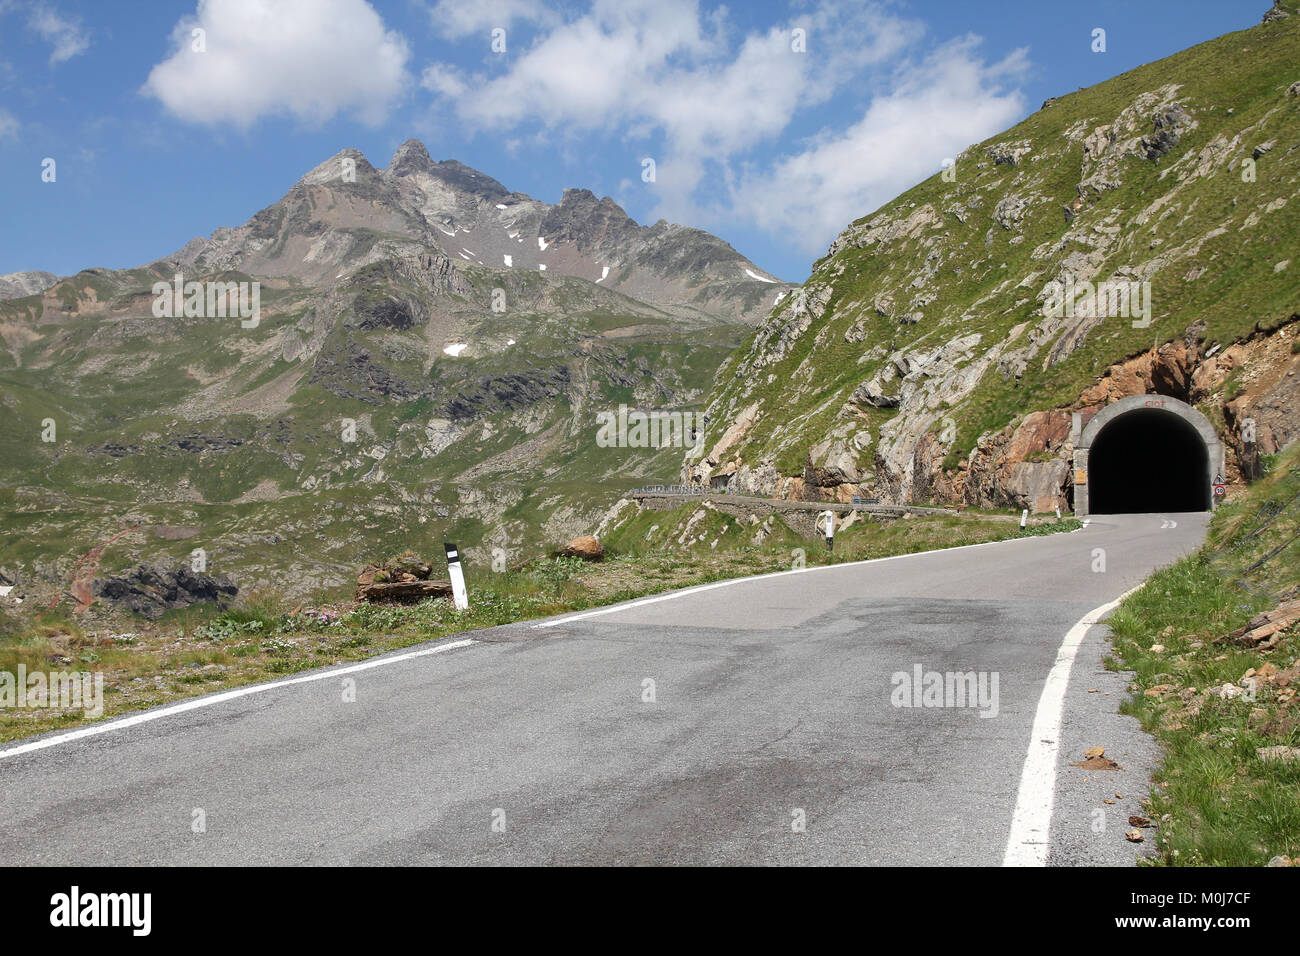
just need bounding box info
[1020,509,1028,529]
[818,509,835,551]
[444,542,469,610]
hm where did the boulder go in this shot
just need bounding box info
[356,579,452,603]
[558,535,604,562]
[355,553,449,602]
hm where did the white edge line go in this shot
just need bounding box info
[534,522,1088,628]
[0,638,478,761]
[1001,583,1145,866]
[0,520,1099,759]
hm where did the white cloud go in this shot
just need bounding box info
[431,0,715,134]
[426,0,558,39]
[0,109,18,138]
[0,0,91,65]
[142,0,411,128]
[416,0,1028,249]
[420,63,467,99]
[728,38,1030,255]
[28,1,89,65]
[427,0,924,147]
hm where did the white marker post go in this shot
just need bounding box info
[1020,509,1029,529]
[444,542,469,610]
[818,509,835,552]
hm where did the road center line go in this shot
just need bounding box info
[0,638,478,762]
[1002,585,1143,866]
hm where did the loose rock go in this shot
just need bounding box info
[557,535,605,562]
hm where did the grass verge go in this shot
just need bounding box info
[1106,444,1300,866]
[0,508,1077,744]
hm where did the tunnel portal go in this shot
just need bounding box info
[1087,408,1210,513]
[1074,395,1223,517]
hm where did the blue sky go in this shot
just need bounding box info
[0,0,1263,284]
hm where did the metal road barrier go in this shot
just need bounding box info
[631,484,708,496]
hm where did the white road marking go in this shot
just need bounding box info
[0,518,1097,758]
[1002,585,1143,866]
[0,639,478,761]
[534,526,1082,628]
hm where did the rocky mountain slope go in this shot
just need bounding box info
[685,4,1300,513]
[0,143,793,605]
[0,271,58,301]
[174,139,789,326]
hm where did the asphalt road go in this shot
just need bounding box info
[0,512,1208,866]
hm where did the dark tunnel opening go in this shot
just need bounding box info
[1088,408,1211,513]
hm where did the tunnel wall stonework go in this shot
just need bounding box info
[1071,395,1225,517]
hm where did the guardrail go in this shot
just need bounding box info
[631,484,708,496]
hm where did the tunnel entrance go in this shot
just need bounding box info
[1086,407,1211,513]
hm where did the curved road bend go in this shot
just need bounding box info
[0,512,1207,865]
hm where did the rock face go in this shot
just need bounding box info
[557,535,604,561]
[92,563,238,619]
[1263,1,1293,24]
[0,271,58,300]
[685,13,1300,512]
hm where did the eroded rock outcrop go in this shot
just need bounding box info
[92,563,238,619]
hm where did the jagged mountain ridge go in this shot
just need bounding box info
[173,138,792,326]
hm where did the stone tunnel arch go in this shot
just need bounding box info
[1073,395,1224,516]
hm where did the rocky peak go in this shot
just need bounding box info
[541,189,640,249]
[296,148,377,187]
[385,138,436,178]
[150,138,788,323]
